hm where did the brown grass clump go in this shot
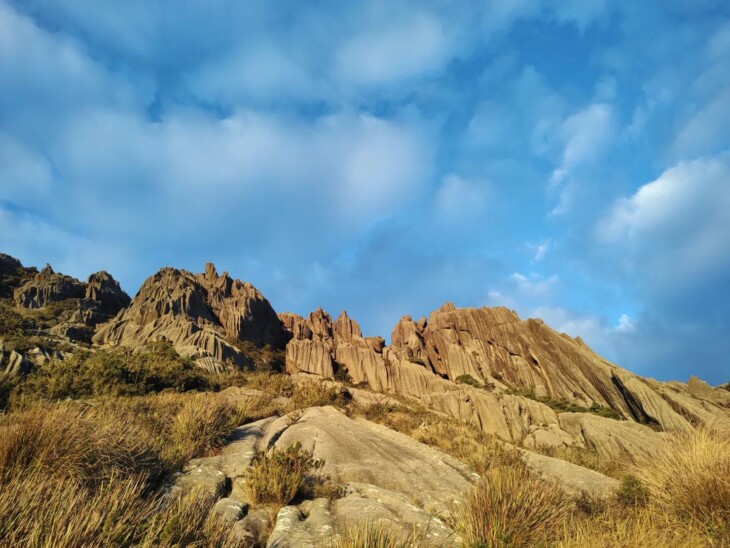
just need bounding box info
[451,465,571,547]
[169,395,249,462]
[332,521,416,548]
[245,442,324,505]
[240,370,295,397]
[411,418,521,474]
[0,392,251,546]
[0,402,165,485]
[559,505,710,548]
[140,489,243,548]
[289,380,350,410]
[634,424,730,539]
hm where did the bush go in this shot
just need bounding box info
[455,374,481,387]
[333,521,414,547]
[617,474,649,507]
[333,365,353,384]
[0,393,250,546]
[10,341,209,406]
[245,442,324,505]
[451,465,571,547]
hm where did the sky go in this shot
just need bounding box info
[1,1,729,384]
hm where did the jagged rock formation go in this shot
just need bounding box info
[93,264,288,372]
[10,263,131,342]
[14,264,87,309]
[281,308,389,391]
[284,303,730,460]
[2,251,728,462]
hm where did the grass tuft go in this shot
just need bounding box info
[451,465,571,547]
[245,442,324,505]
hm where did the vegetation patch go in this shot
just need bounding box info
[0,393,251,546]
[507,388,623,420]
[245,442,324,505]
[450,465,571,547]
[8,341,208,407]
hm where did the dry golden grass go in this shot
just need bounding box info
[140,489,245,548]
[560,505,711,548]
[356,401,520,474]
[331,521,416,548]
[169,395,250,461]
[634,423,730,541]
[450,465,571,547]
[289,379,350,410]
[0,392,251,547]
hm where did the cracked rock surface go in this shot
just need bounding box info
[172,406,481,546]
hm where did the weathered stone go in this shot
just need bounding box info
[93,265,287,371]
[285,339,334,377]
[3,350,31,377]
[211,497,247,522]
[14,264,85,309]
[267,406,477,517]
[85,271,131,319]
[520,450,619,498]
[558,413,665,461]
[230,508,273,546]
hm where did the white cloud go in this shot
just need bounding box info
[0,2,143,140]
[598,152,730,289]
[509,272,558,296]
[530,305,617,359]
[615,313,635,333]
[433,174,491,224]
[548,103,613,215]
[529,239,554,262]
[335,12,451,87]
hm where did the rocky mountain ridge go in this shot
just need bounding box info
[2,253,729,462]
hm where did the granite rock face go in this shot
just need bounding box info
[283,303,730,460]
[9,261,131,342]
[14,264,86,309]
[93,264,288,372]
[173,406,473,547]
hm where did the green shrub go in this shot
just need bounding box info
[333,365,353,384]
[406,356,426,366]
[455,374,481,387]
[10,341,209,406]
[245,443,324,505]
[225,338,285,372]
[617,474,649,507]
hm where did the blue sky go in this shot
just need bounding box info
[1,1,729,383]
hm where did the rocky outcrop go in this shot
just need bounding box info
[283,304,730,460]
[282,309,389,391]
[10,262,131,342]
[93,264,287,372]
[84,271,131,319]
[14,264,85,309]
[174,406,475,546]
